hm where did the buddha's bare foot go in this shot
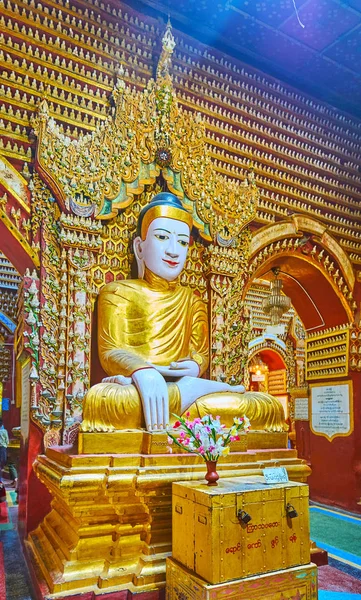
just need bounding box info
[102,375,133,385]
[227,384,245,393]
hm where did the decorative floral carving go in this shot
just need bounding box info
[23,275,40,373]
[32,24,258,240]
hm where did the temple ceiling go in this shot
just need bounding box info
[0,0,360,268]
[134,0,361,118]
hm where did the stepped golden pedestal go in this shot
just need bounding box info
[26,431,311,597]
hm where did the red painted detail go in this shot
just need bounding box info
[0,543,6,598]
[258,349,286,371]
[0,502,9,524]
[18,421,51,539]
[247,539,262,549]
[296,369,361,514]
[310,547,328,567]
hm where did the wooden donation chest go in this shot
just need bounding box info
[166,557,318,600]
[172,476,310,585]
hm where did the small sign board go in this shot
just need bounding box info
[263,467,289,485]
[310,382,353,441]
[251,374,265,382]
[294,397,309,421]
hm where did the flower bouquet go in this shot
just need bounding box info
[167,413,251,486]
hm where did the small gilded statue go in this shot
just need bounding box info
[82,193,286,432]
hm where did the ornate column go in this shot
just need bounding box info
[58,216,101,445]
[205,229,252,385]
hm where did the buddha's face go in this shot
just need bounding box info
[134,217,190,281]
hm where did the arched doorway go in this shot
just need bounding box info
[248,335,290,417]
[251,254,351,332]
[247,215,355,330]
[245,217,360,511]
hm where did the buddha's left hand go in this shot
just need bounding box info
[149,360,200,378]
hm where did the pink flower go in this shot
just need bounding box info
[167,437,173,444]
[186,411,190,417]
[199,446,204,454]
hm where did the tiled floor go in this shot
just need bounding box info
[0,487,361,599]
[310,505,361,568]
[319,594,361,599]
[0,502,33,600]
[319,562,361,593]
[312,504,361,599]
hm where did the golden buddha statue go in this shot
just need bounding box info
[82,193,286,433]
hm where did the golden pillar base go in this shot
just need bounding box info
[166,557,318,600]
[26,431,311,597]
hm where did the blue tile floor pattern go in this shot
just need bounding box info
[312,504,361,600]
[310,505,361,570]
[319,594,361,599]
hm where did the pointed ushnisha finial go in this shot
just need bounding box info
[162,18,175,53]
[156,20,176,82]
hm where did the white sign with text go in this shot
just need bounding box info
[263,467,289,485]
[294,397,309,421]
[311,383,352,440]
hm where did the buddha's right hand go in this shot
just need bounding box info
[132,368,169,431]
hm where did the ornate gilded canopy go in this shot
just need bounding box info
[32,23,259,241]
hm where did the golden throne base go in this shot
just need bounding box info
[26,431,311,598]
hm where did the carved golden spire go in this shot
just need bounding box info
[156,19,176,83]
[32,21,259,238]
